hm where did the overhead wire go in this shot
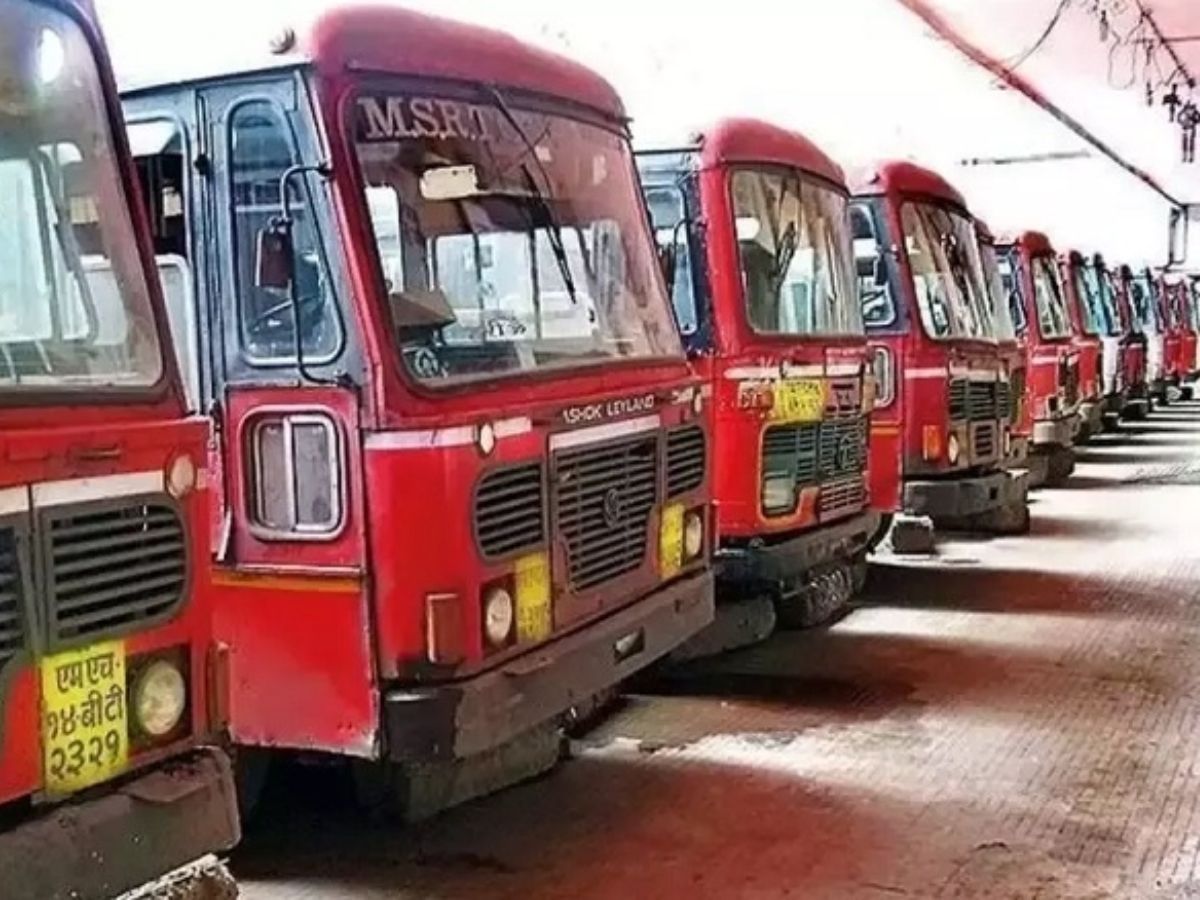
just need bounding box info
[1006,0,1073,71]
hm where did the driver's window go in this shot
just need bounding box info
[850,203,895,327]
[643,185,698,335]
[229,99,338,363]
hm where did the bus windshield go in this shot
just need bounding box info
[1129,274,1160,334]
[351,88,681,386]
[1030,255,1072,340]
[0,0,162,391]
[977,240,1016,342]
[1075,261,1116,337]
[900,202,994,341]
[730,168,862,337]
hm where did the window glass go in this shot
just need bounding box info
[642,184,698,335]
[1129,274,1159,334]
[977,240,1016,342]
[732,169,861,336]
[850,203,896,328]
[230,100,339,362]
[1074,262,1114,337]
[0,0,162,390]
[352,89,681,386]
[899,202,993,340]
[250,414,341,537]
[1031,255,1072,340]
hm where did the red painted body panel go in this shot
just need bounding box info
[304,5,622,121]
[0,418,214,804]
[697,118,846,187]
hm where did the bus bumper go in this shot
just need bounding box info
[383,568,715,761]
[1077,400,1103,438]
[715,510,877,587]
[903,469,1027,519]
[0,749,239,900]
[1033,415,1075,449]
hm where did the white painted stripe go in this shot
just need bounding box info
[365,416,532,451]
[903,367,948,379]
[32,470,164,507]
[826,363,862,377]
[967,369,999,382]
[723,366,778,380]
[0,487,29,517]
[549,414,661,451]
[783,363,824,377]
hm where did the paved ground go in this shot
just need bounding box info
[234,404,1200,900]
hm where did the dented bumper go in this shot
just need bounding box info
[0,748,239,900]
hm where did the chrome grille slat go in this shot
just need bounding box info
[948,379,969,420]
[819,477,866,521]
[554,434,658,592]
[761,417,867,517]
[968,381,1000,420]
[0,529,23,669]
[47,501,187,642]
[666,425,706,497]
[973,422,998,459]
[475,463,545,559]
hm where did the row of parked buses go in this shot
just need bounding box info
[4,2,1200,898]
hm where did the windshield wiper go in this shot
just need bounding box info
[485,85,579,307]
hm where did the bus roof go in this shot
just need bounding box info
[693,118,846,189]
[850,160,968,211]
[1000,230,1056,257]
[120,4,625,121]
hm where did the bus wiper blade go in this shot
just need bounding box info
[486,85,579,306]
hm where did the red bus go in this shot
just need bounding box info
[851,162,1029,536]
[976,221,1030,467]
[1160,274,1192,396]
[0,1,238,897]
[638,119,875,629]
[1059,250,1111,441]
[997,231,1079,486]
[121,5,714,819]
[1115,263,1153,417]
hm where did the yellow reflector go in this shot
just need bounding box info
[659,502,685,578]
[922,425,943,462]
[514,552,552,643]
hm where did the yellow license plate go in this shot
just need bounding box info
[40,641,128,795]
[659,503,684,578]
[771,379,826,423]
[515,552,552,643]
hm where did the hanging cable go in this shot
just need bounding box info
[1007,0,1073,71]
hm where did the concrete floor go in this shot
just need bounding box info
[235,404,1200,900]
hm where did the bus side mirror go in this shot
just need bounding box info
[255,219,295,292]
[658,241,678,293]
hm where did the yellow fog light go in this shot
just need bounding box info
[683,510,704,559]
[482,586,514,648]
[659,503,685,578]
[133,660,187,738]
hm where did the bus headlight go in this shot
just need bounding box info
[166,453,197,498]
[133,660,187,738]
[683,510,704,559]
[762,475,796,514]
[482,586,514,648]
[946,433,961,465]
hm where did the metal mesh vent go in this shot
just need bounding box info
[554,435,658,592]
[46,501,187,643]
[666,425,706,498]
[474,463,546,558]
[0,527,24,671]
[763,424,820,486]
[948,379,969,420]
[819,477,866,522]
[818,418,866,480]
[968,381,1000,420]
[973,422,998,459]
